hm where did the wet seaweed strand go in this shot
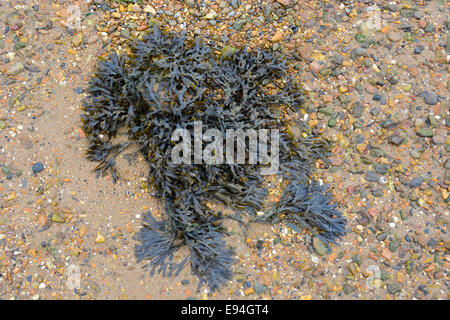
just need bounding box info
[81,26,346,292]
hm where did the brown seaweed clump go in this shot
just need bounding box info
[81,26,346,292]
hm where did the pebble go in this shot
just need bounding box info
[244,287,255,296]
[204,10,217,20]
[388,241,400,252]
[444,159,450,170]
[184,0,195,8]
[32,162,44,174]
[414,45,425,54]
[409,177,424,188]
[432,135,445,144]
[414,118,425,128]
[328,118,337,127]
[7,62,24,76]
[271,30,283,42]
[72,33,83,47]
[389,135,405,146]
[374,164,388,175]
[312,237,327,256]
[407,66,420,78]
[376,233,387,241]
[342,284,355,295]
[254,281,267,294]
[387,282,401,294]
[409,149,421,159]
[387,32,402,42]
[143,5,156,16]
[416,127,434,137]
[420,91,438,105]
[350,48,367,59]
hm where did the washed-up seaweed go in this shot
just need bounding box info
[259,179,347,251]
[81,26,346,292]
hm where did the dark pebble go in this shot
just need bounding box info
[387,283,401,294]
[409,176,424,188]
[426,237,437,248]
[370,107,381,116]
[414,45,424,54]
[371,188,383,197]
[350,48,367,59]
[420,90,438,105]
[353,102,364,117]
[375,164,389,175]
[32,162,44,174]
[389,135,405,146]
[352,254,362,266]
[343,283,355,295]
[388,241,400,252]
[366,171,378,182]
[376,233,387,241]
[254,281,267,294]
[418,285,428,295]
[382,119,397,129]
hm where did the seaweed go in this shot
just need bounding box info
[82,26,346,292]
[259,179,347,251]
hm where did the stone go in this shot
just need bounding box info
[389,135,405,146]
[420,91,438,105]
[7,62,24,76]
[318,106,334,116]
[312,237,327,256]
[388,241,400,252]
[51,214,65,223]
[414,118,425,128]
[409,176,424,188]
[72,33,83,47]
[184,0,195,8]
[409,149,421,159]
[374,164,388,175]
[271,29,283,42]
[204,10,217,20]
[387,32,402,42]
[416,127,434,137]
[407,66,420,77]
[387,282,401,294]
[143,5,156,16]
[432,135,445,144]
[276,0,290,5]
[32,162,44,174]
[350,48,367,59]
[130,4,141,12]
[343,283,355,295]
[244,287,254,296]
[309,61,322,73]
[328,117,337,127]
[254,281,267,294]
[296,45,312,60]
